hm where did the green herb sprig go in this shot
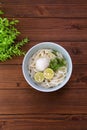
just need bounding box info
[49,50,67,72]
[0,10,29,61]
[49,58,66,71]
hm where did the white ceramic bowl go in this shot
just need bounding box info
[22,42,72,92]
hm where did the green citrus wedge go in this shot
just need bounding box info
[34,72,44,83]
[44,68,54,80]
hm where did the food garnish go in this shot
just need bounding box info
[34,72,44,83]
[43,68,54,80]
[0,10,29,61]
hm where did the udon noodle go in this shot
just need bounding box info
[28,49,67,88]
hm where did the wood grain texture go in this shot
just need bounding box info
[2,18,86,41]
[0,42,86,65]
[1,4,87,18]
[0,115,87,130]
[0,88,87,114]
[0,0,87,4]
[0,64,87,89]
[0,0,87,129]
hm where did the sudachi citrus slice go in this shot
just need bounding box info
[44,68,54,80]
[34,72,44,83]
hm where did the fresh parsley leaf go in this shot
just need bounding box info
[52,50,57,56]
[49,57,66,71]
[0,10,29,61]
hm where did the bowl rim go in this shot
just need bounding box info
[22,42,73,92]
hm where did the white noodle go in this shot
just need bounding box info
[28,49,67,88]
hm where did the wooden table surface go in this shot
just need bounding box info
[0,0,87,130]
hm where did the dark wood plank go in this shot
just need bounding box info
[0,88,87,114]
[0,42,87,65]
[0,115,87,130]
[0,17,87,41]
[0,1,87,130]
[0,63,87,89]
[1,0,87,4]
[2,18,86,41]
[1,4,87,18]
